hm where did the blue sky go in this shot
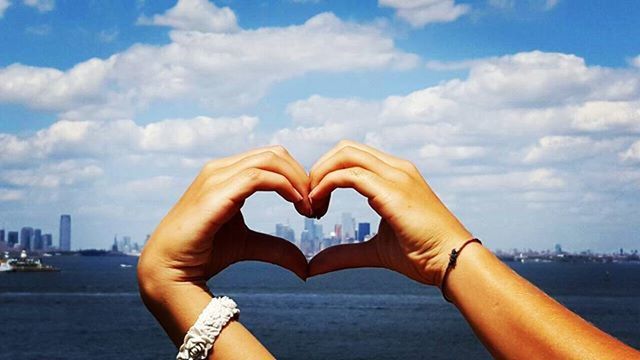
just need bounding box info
[0,0,639,252]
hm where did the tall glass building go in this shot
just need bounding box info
[59,214,71,251]
[20,227,33,250]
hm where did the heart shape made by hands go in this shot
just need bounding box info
[225,140,466,287]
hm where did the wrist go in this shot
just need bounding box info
[430,229,475,288]
[137,250,209,304]
[441,242,491,304]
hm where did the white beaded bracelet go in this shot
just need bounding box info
[176,296,240,360]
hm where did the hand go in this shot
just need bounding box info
[307,140,473,286]
[138,146,312,293]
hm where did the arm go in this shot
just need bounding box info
[307,140,639,360]
[446,243,638,359]
[137,277,274,360]
[138,145,312,359]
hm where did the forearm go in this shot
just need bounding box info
[138,265,274,360]
[446,243,639,359]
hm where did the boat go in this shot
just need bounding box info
[0,262,12,272]
[0,250,60,273]
[0,252,12,272]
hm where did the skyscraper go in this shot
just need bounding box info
[341,212,355,243]
[33,229,43,250]
[20,227,33,250]
[42,234,53,250]
[275,223,295,244]
[7,231,19,247]
[357,222,371,242]
[59,215,71,251]
[0,229,4,244]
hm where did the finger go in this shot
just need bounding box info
[204,145,287,171]
[309,193,331,220]
[308,167,391,217]
[311,140,415,176]
[215,151,312,216]
[222,168,304,205]
[206,146,309,189]
[308,240,382,277]
[309,146,406,218]
[240,230,308,280]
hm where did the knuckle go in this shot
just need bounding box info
[260,150,279,162]
[202,159,219,173]
[348,167,365,178]
[402,160,419,174]
[242,168,263,182]
[269,145,288,156]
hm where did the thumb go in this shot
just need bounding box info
[240,229,309,280]
[308,237,383,277]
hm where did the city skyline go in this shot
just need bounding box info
[0,214,69,252]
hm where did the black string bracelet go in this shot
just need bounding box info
[440,238,482,303]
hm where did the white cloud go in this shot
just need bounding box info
[272,50,640,204]
[0,116,258,165]
[0,161,103,188]
[450,169,566,191]
[523,136,624,164]
[122,176,178,194]
[137,0,238,33]
[570,101,640,131]
[286,95,381,127]
[442,51,639,108]
[419,144,486,160]
[139,115,258,152]
[0,0,11,18]
[379,0,470,28]
[0,59,114,112]
[23,0,54,12]
[632,55,640,68]
[620,140,640,163]
[0,12,418,117]
[0,189,23,202]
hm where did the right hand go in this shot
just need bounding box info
[308,140,474,287]
[138,146,312,293]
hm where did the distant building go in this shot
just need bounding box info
[59,215,71,251]
[0,229,4,244]
[121,236,132,253]
[357,222,370,242]
[341,212,355,243]
[112,235,119,252]
[42,234,53,250]
[33,229,43,250]
[20,227,33,250]
[321,231,340,251]
[300,229,314,255]
[275,224,295,244]
[554,243,563,255]
[7,231,19,247]
[333,224,342,240]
